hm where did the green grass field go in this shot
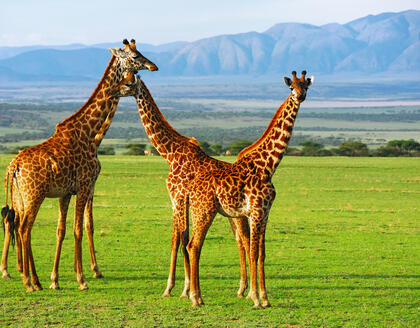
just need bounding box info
[0,155,419,327]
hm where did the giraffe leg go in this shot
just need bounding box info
[15,228,23,276]
[258,219,270,308]
[73,192,89,290]
[18,217,34,292]
[84,195,103,279]
[162,213,180,297]
[1,209,21,278]
[178,196,191,299]
[180,225,190,298]
[247,219,262,308]
[187,211,215,307]
[229,217,250,297]
[50,195,71,289]
[27,233,42,290]
[0,219,12,279]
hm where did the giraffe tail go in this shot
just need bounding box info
[2,164,16,247]
[179,192,190,264]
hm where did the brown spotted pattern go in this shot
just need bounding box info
[185,71,314,308]
[112,74,252,298]
[1,40,158,292]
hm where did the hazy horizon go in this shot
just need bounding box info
[1,1,420,47]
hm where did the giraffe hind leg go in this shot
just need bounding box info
[229,217,250,297]
[84,196,103,279]
[50,195,71,289]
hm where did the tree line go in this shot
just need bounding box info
[95,139,420,157]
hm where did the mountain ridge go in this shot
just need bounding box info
[0,10,419,82]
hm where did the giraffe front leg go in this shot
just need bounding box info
[187,210,215,307]
[258,220,270,308]
[50,195,71,290]
[247,220,262,308]
[162,214,180,297]
[84,195,103,279]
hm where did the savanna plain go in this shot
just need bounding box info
[0,155,418,327]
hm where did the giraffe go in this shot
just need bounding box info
[184,71,314,308]
[1,39,158,291]
[111,69,252,299]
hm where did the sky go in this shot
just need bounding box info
[1,0,419,47]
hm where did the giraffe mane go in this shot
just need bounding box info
[237,96,291,160]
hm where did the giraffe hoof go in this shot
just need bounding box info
[2,272,11,279]
[34,284,43,291]
[26,285,35,292]
[78,283,88,291]
[162,291,172,298]
[253,303,263,309]
[262,300,271,308]
[49,282,60,290]
[93,272,104,279]
[236,291,245,298]
[180,292,189,298]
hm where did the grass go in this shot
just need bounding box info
[0,155,419,327]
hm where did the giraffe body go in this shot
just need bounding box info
[112,74,251,298]
[185,71,314,307]
[1,40,157,291]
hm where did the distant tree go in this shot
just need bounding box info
[299,141,325,156]
[148,145,160,156]
[198,141,214,155]
[5,146,30,155]
[373,145,400,157]
[210,144,224,156]
[228,140,253,156]
[337,141,369,157]
[285,147,302,156]
[124,143,146,155]
[98,146,115,155]
[373,139,420,157]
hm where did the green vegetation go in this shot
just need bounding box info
[0,155,418,327]
[1,101,420,150]
[123,143,147,156]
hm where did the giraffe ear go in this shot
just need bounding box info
[284,77,292,87]
[307,75,314,86]
[109,48,127,58]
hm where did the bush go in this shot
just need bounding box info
[228,140,253,155]
[98,146,115,155]
[299,141,325,156]
[124,143,146,155]
[336,142,369,157]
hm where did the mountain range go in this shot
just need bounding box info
[0,10,419,82]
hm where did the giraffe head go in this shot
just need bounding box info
[109,69,139,98]
[284,70,314,103]
[109,39,158,72]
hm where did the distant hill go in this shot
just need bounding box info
[0,10,419,82]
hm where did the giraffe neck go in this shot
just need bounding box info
[238,95,300,177]
[135,79,186,160]
[56,56,122,146]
